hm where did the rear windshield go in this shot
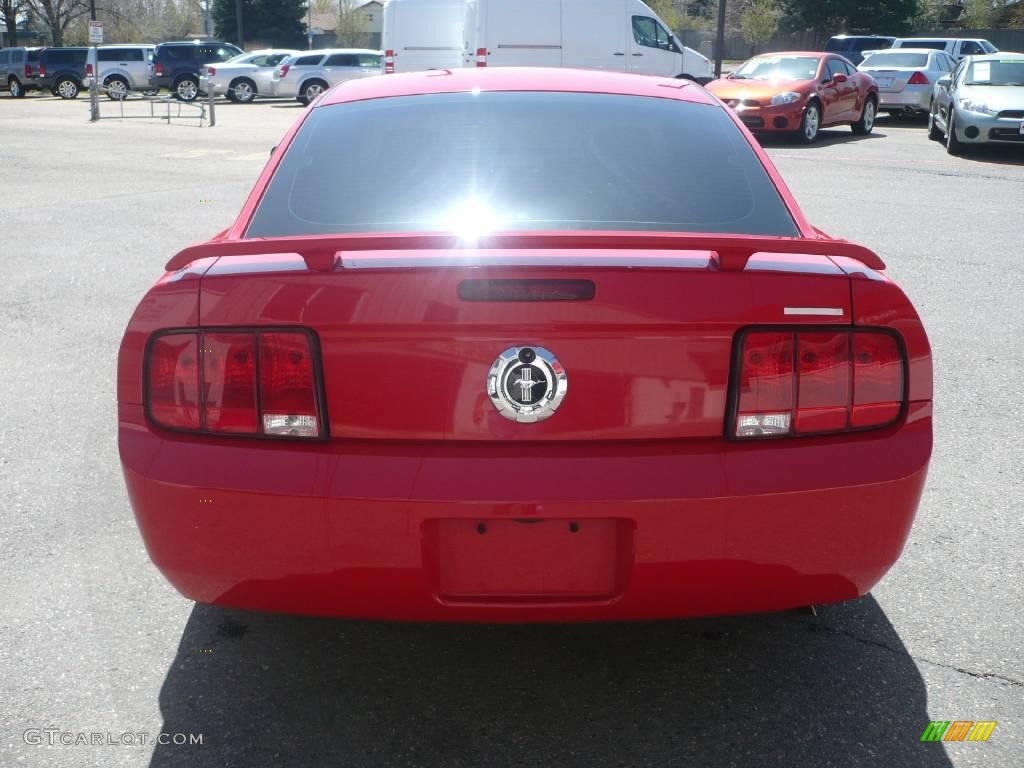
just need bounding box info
[246,92,798,238]
[861,52,929,68]
[897,40,947,50]
[44,48,87,65]
[825,38,850,52]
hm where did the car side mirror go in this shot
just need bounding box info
[833,73,848,84]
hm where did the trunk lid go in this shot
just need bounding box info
[198,250,853,441]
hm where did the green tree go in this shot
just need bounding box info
[959,0,996,27]
[336,0,371,47]
[648,0,682,31]
[780,0,920,39]
[213,0,305,47]
[739,0,779,52]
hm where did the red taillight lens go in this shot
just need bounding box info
[279,63,291,78]
[796,332,850,433]
[908,71,929,85]
[259,333,320,437]
[155,62,164,76]
[146,330,322,438]
[25,64,33,77]
[207,66,216,76]
[202,333,258,433]
[39,63,46,77]
[384,50,394,74]
[733,329,903,438]
[86,63,94,77]
[851,332,904,428]
[148,335,201,430]
[476,47,488,67]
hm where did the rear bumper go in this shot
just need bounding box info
[120,402,931,622]
[878,86,931,111]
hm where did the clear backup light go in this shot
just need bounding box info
[733,329,904,439]
[258,333,320,437]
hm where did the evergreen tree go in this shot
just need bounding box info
[213,0,306,48]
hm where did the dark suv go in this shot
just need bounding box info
[152,40,243,100]
[824,35,896,66]
[38,47,89,99]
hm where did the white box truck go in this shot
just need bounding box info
[383,0,467,73]
[462,0,712,82]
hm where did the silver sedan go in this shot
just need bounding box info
[858,48,956,115]
[929,53,1024,154]
[199,49,298,103]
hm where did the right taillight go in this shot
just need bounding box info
[384,49,395,74]
[38,63,46,77]
[907,71,929,85]
[732,328,904,439]
[146,329,323,439]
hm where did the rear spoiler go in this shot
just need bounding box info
[165,232,886,273]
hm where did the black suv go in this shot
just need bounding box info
[151,40,243,101]
[38,47,89,99]
[824,35,896,66]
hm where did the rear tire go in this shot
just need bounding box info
[9,77,24,98]
[105,75,129,101]
[851,97,876,135]
[55,77,80,100]
[300,79,327,105]
[796,102,821,144]
[174,76,199,102]
[927,103,943,142]
[229,77,256,103]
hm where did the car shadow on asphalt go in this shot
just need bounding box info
[148,596,953,768]
[755,129,887,149]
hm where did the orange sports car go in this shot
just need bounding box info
[706,52,879,143]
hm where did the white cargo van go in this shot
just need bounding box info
[383,0,466,73]
[462,0,712,82]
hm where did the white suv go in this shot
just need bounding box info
[272,49,383,105]
[891,37,998,62]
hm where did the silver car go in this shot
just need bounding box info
[858,48,956,116]
[272,49,383,105]
[929,53,1024,155]
[198,49,297,103]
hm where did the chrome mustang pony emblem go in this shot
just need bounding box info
[487,346,568,423]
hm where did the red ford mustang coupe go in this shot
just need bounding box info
[118,68,931,622]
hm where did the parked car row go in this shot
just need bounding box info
[708,48,1024,154]
[0,39,243,101]
[825,35,999,66]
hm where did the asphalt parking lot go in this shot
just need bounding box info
[1,93,1022,768]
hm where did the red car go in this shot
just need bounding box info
[118,68,931,622]
[706,52,880,143]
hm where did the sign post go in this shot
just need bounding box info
[88,20,103,122]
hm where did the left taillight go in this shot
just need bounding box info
[731,328,905,439]
[146,329,323,439]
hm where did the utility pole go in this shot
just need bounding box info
[235,0,244,48]
[714,0,727,79]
